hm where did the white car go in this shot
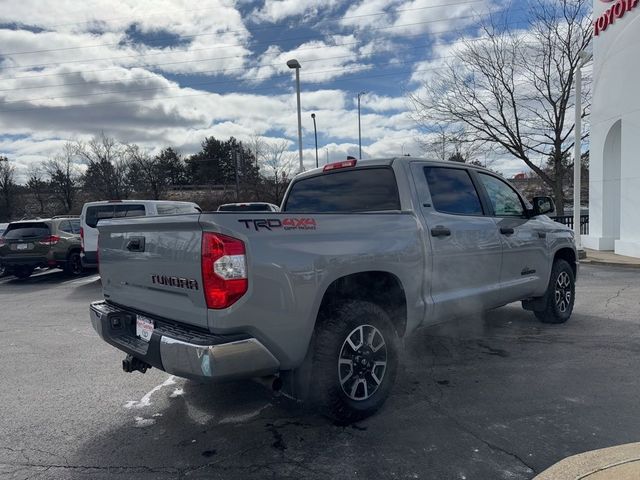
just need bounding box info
[79,200,200,269]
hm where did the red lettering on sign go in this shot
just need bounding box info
[595,0,639,35]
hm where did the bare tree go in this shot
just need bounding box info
[0,156,16,221]
[247,133,268,170]
[45,142,80,213]
[261,140,296,205]
[127,145,170,200]
[27,165,48,215]
[409,0,592,214]
[76,133,132,200]
[419,124,473,163]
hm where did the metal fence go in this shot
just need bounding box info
[551,215,589,235]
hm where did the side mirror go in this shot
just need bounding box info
[531,196,555,216]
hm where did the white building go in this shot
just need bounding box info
[583,0,640,257]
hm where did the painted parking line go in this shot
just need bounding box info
[62,274,101,286]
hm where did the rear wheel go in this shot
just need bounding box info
[310,300,399,423]
[534,259,575,324]
[64,251,83,276]
[14,266,34,279]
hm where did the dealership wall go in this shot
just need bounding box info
[583,0,640,258]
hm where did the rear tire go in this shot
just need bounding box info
[534,259,575,324]
[64,251,83,276]
[14,266,34,279]
[310,300,400,423]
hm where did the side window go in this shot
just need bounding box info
[424,167,484,216]
[115,205,146,218]
[70,219,81,234]
[58,220,73,233]
[86,206,115,228]
[478,173,525,217]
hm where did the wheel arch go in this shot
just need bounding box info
[553,247,577,278]
[316,271,408,337]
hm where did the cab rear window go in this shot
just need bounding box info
[85,204,146,228]
[284,167,400,213]
[3,222,50,239]
[218,204,271,212]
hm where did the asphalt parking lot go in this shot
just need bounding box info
[1,264,639,480]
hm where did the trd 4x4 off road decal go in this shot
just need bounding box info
[238,218,317,231]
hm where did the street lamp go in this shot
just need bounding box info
[357,91,366,159]
[311,113,318,168]
[573,51,592,253]
[287,59,303,173]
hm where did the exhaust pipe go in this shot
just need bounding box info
[252,375,283,393]
[122,354,151,374]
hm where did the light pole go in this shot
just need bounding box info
[311,113,318,168]
[573,51,592,253]
[287,59,303,173]
[357,91,366,159]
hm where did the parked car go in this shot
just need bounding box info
[0,217,83,279]
[217,202,280,212]
[90,158,577,422]
[79,200,201,269]
[0,223,8,276]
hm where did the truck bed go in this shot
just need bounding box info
[98,211,426,368]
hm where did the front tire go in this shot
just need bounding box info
[310,300,400,423]
[534,259,575,324]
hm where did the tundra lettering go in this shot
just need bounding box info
[151,274,199,290]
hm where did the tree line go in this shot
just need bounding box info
[0,134,297,221]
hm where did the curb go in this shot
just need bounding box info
[581,259,640,269]
[534,443,640,479]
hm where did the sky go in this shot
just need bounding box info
[0,0,534,182]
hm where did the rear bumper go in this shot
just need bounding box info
[89,301,280,382]
[0,255,52,268]
[81,251,98,269]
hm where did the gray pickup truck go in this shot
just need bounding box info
[90,158,577,421]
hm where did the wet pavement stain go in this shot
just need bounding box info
[477,342,510,357]
[266,423,287,451]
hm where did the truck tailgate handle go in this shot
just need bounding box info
[430,226,451,237]
[500,227,515,235]
[126,237,145,252]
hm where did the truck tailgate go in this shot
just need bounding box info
[98,214,208,328]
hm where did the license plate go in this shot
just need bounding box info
[136,315,154,342]
[16,243,31,250]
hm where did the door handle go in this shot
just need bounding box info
[126,237,145,252]
[500,227,515,235]
[537,231,547,239]
[430,226,451,237]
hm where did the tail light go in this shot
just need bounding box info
[80,227,84,251]
[0,237,5,247]
[201,232,247,309]
[38,235,60,246]
[323,159,357,172]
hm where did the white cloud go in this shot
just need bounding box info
[360,93,407,112]
[243,35,372,83]
[252,0,345,23]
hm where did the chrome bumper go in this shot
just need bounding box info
[159,337,280,381]
[90,301,280,382]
